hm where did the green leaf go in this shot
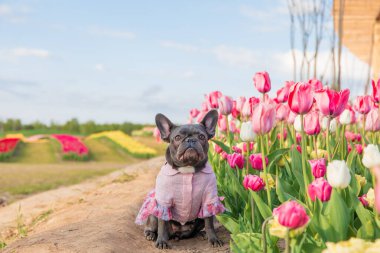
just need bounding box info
[230,233,264,253]
[251,191,272,219]
[211,139,231,154]
[216,214,240,234]
[324,189,349,242]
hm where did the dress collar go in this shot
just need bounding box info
[162,162,213,176]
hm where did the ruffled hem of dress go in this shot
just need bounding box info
[198,199,226,218]
[135,190,172,225]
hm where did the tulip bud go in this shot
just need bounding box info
[214,144,223,154]
[314,88,350,118]
[359,194,369,207]
[321,117,337,132]
[355,174,367,187]
[218,95,233,115]
[308,158,326,178]
[242,174,265,191]
[253,71,271,93]
[294,115,302,132]
[206,91,222,109]
[366,188,375,208]
[227,153,244,169]
[362,144,380,169]
[304,111,320,135]
[339,109,352,125]
[308,178,332,202]
[326,160,351,189]
[240,121,256,142]
[249,153,268,171]
[354,95,373,115]
[365,108,380,132]
[251,103,276,135]
[288,82,314,115]
[272,201,310,229]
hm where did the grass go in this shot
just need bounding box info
[132,136,167,156]
[8,141,56,164]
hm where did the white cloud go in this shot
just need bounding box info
[88,27,136,39]
[160,40,199,52]
[0,5,11,15]
[0,4,31,23]
[95,64,105,71]
[212,45,258,68]
[11,48,50,58]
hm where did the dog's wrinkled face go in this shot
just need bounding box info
[155,110,218,169]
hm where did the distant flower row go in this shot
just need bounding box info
[0,138,20,160]
[52,134,89,160]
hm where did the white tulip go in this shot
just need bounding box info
[339,109,351,125]
[294,115,302,132]
[321,117,337,132]
[326,160,351,189]
[362,144,380,169]
[240,121,256,142]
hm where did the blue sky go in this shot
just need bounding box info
[0,0,369,124]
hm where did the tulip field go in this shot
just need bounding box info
[51,134,90,160]
[185,74,380,252]
[0,138,20,161]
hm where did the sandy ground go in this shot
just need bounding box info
[0,157,230,253]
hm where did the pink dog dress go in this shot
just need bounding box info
[135,162,225,225]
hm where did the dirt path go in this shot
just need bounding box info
[0,157,230,253]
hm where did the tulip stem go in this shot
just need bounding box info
[261,216,272,253]
[362,115,366,145]
[225,116,231,151]
[300,114,311,207]
[280,121,284,148]
[341,124,346,159]
[313,135,318,158]
[250,191,255,227]
[246,141,250,175]
[260,135,272,208]
[326,117,331,162]
[284,228,290,253]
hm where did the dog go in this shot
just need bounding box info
[135,109,225,249]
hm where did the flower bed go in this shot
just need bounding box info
[88,130,157,158]
[189,75,380,252]
[0,138,20,161]
[51,134,89,160]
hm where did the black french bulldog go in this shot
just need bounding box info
[144,109,223,249]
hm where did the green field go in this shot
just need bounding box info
[0,136,166,202]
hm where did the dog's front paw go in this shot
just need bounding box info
[144,230,157,241]
[155,238,170,249]
[208,236,223,247]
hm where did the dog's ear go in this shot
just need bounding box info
[200,110,218,139]
[155,113,175,142]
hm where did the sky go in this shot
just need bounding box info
[0,0,370,124]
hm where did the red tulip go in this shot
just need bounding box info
[288,82,314,115]
[314,88,350,117]
[308,158,326,178]
[231,101,239,118]
[365,108,380,132]
[189,108,200,118]
[249,153,269,171]
[206,91,222,109]
[355,144,363,154]
[354,95,373,114]
[218,95,233,115]
[253,71,271,93]
[251,103,276,135]
[276,103,290,121]
[372,79,380,103]
[308,178,332,202]
[214,144,223,154]
[243,174,265,191]
[276,81,293,103]
[359,194,369,207]
[243,142,254,153]
[273,201,310,229]
[232,145,242,154]
[227,153,244,169]
[304,111,320,135]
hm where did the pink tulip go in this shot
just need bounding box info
[355,144,363,154]
[372,79,380,103]
[374,166,380,214]
[276,103,290,121]
[196,110,207,123]
[287,111,297,124]
[201,101,209,111]
[308,79,323,91]
[296,133,302,144]
[253,71,271,93]
[273,201,310,229]
[241,97,260,118]
[347,143,352,153]
[277,130,287,141]
[229,119,239,134]
[276,81,293,103]
[243,174,265,191]
[345,131,360,142]
[365,108,380,132]
[206,91,222,109]
[153,127,161,142]
[218,115,227,132]
[308,158,326,178]
[227,153,244,169]
[189,108,200,119]
[232,146,242,154]
[354,95,373,114]
[249,153,269,171]
[214,144,223,154]
[308,178,332,202]
[243,142,254,153]
[231,101,239,118]
[218,95,233,115]
[304,111,320,135]
[221,151,228,160]
[236,97,246,112]
[314,88,350,117]
[288,82,314,115]
[251,103,276,135]
[359,194,369,207]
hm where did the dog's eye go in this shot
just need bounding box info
[199,134,206,140]
[174,135,181,141]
